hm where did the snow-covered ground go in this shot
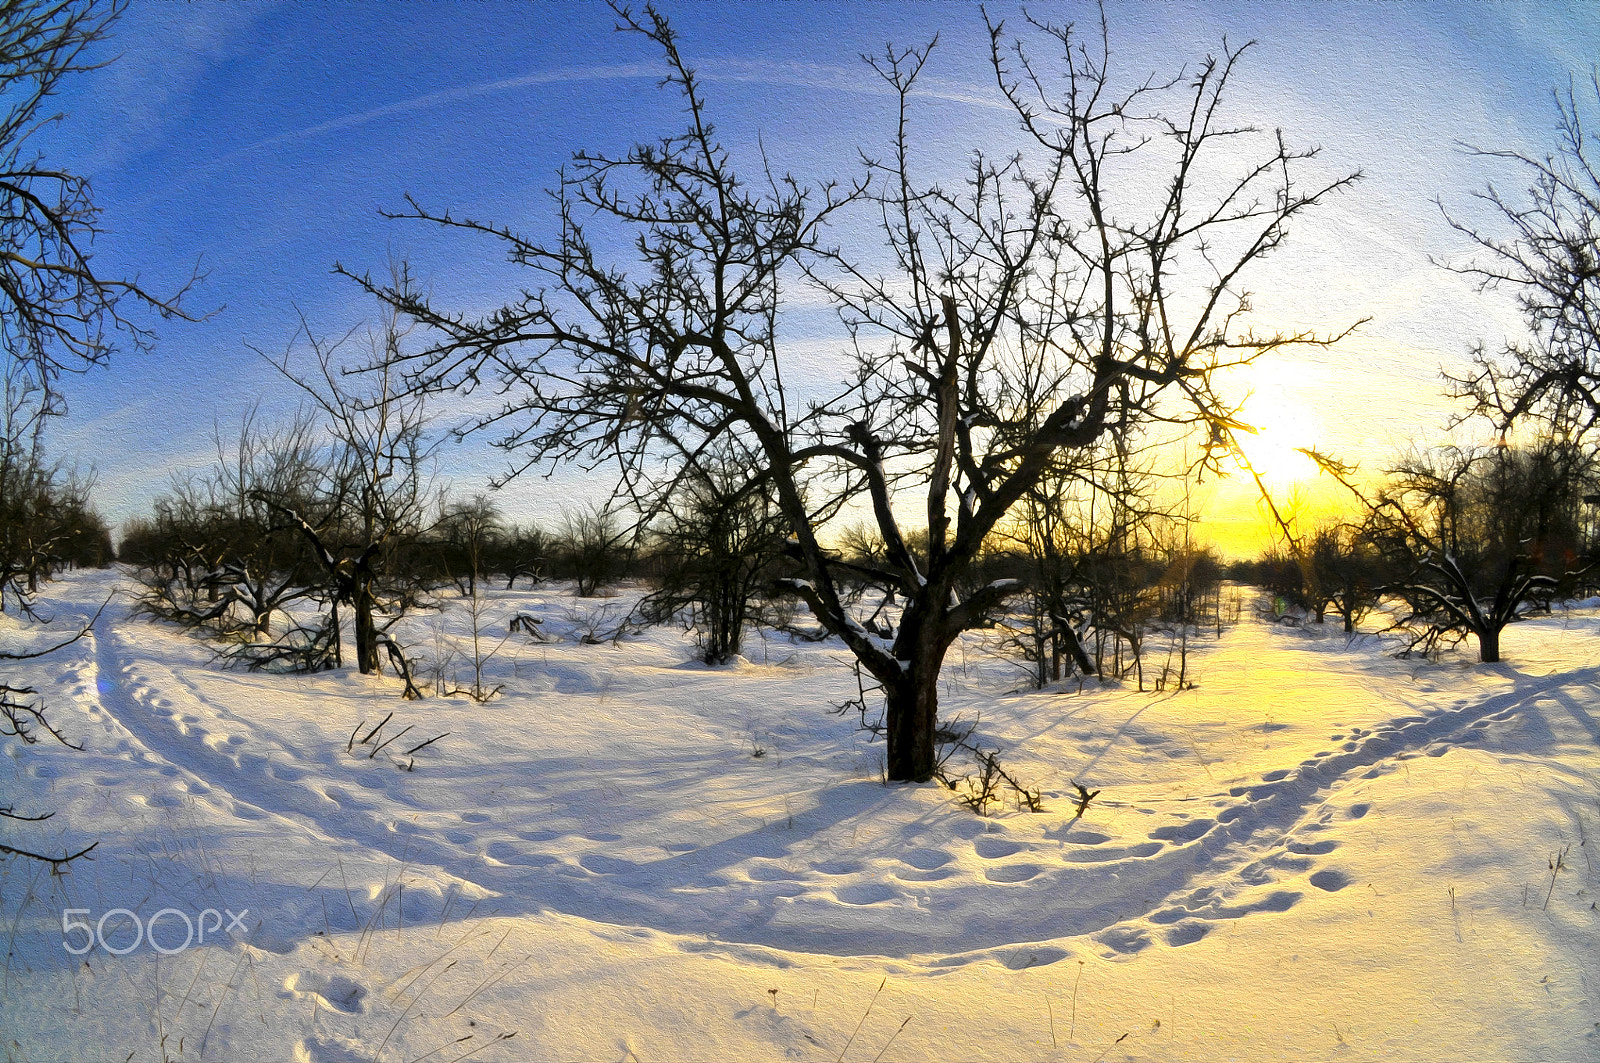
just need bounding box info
[2,568,1598,1062]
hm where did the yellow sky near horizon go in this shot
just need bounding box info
[1195,334,1482,559]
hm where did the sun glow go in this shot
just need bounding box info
[1233,391,1322,487]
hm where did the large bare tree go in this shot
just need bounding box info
[343,4,1357,781]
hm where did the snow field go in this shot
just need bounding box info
[1,569,1597,1061]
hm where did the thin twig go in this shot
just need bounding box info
[836,977,886,1063]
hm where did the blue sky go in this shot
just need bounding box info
[43,0,1600,551]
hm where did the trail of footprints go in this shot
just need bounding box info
[77,599,1527,964]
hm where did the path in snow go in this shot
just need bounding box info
[53,577,1592,960]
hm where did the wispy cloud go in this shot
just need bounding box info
[139,53,1001,210]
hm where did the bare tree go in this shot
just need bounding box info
[0,0,198,864]
[252,313,433,689]
[642,449,789,664]
[556,502,630,598]
[206,407,323,636]
[485,521,547,590]
[433,492,501,598]
[1307,521,1384,633]
[131,406,322,639]
[1443,71,1600,435]
[1000,433,1175,687]
[1315,437,1595,662]
[343,5,1357,781]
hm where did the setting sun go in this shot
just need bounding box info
[1232,388,1323,487]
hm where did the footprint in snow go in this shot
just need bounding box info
[900,848,953,870]
[1165,920,1211,946]
[813,859,862,876]
[1096,925,1151,955]
[1002,946,1070,969]
[836,883,897,905]
[484,842,559,868]
[1310,868,1352,892]
[516,829,560,842]
[972,836,1023,859]
[746,861,799,882]
[282,972,367,1014]
[579,853,642,876]
[984,863,1045,883]
[293,1035,369,1063]
[1149,818,1214,844]
[1286,838,1340,855]
[1062,841,1161,863]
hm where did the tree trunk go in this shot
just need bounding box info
[354,582,380,674]
[328,598,343,668]
[1476,626,1500,663]
[1053,613,1097,677]
[884,603,948,782]
[884,658,939,783]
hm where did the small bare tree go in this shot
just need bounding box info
[433,493,501,598]
[486,522,547,590]
[643,450,789,664]
[1315,437,1595,662]
[1307,521,1384,633]
[252,312,433,691]
[557,503,630,598]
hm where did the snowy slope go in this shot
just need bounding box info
[1,568,1597,1062]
